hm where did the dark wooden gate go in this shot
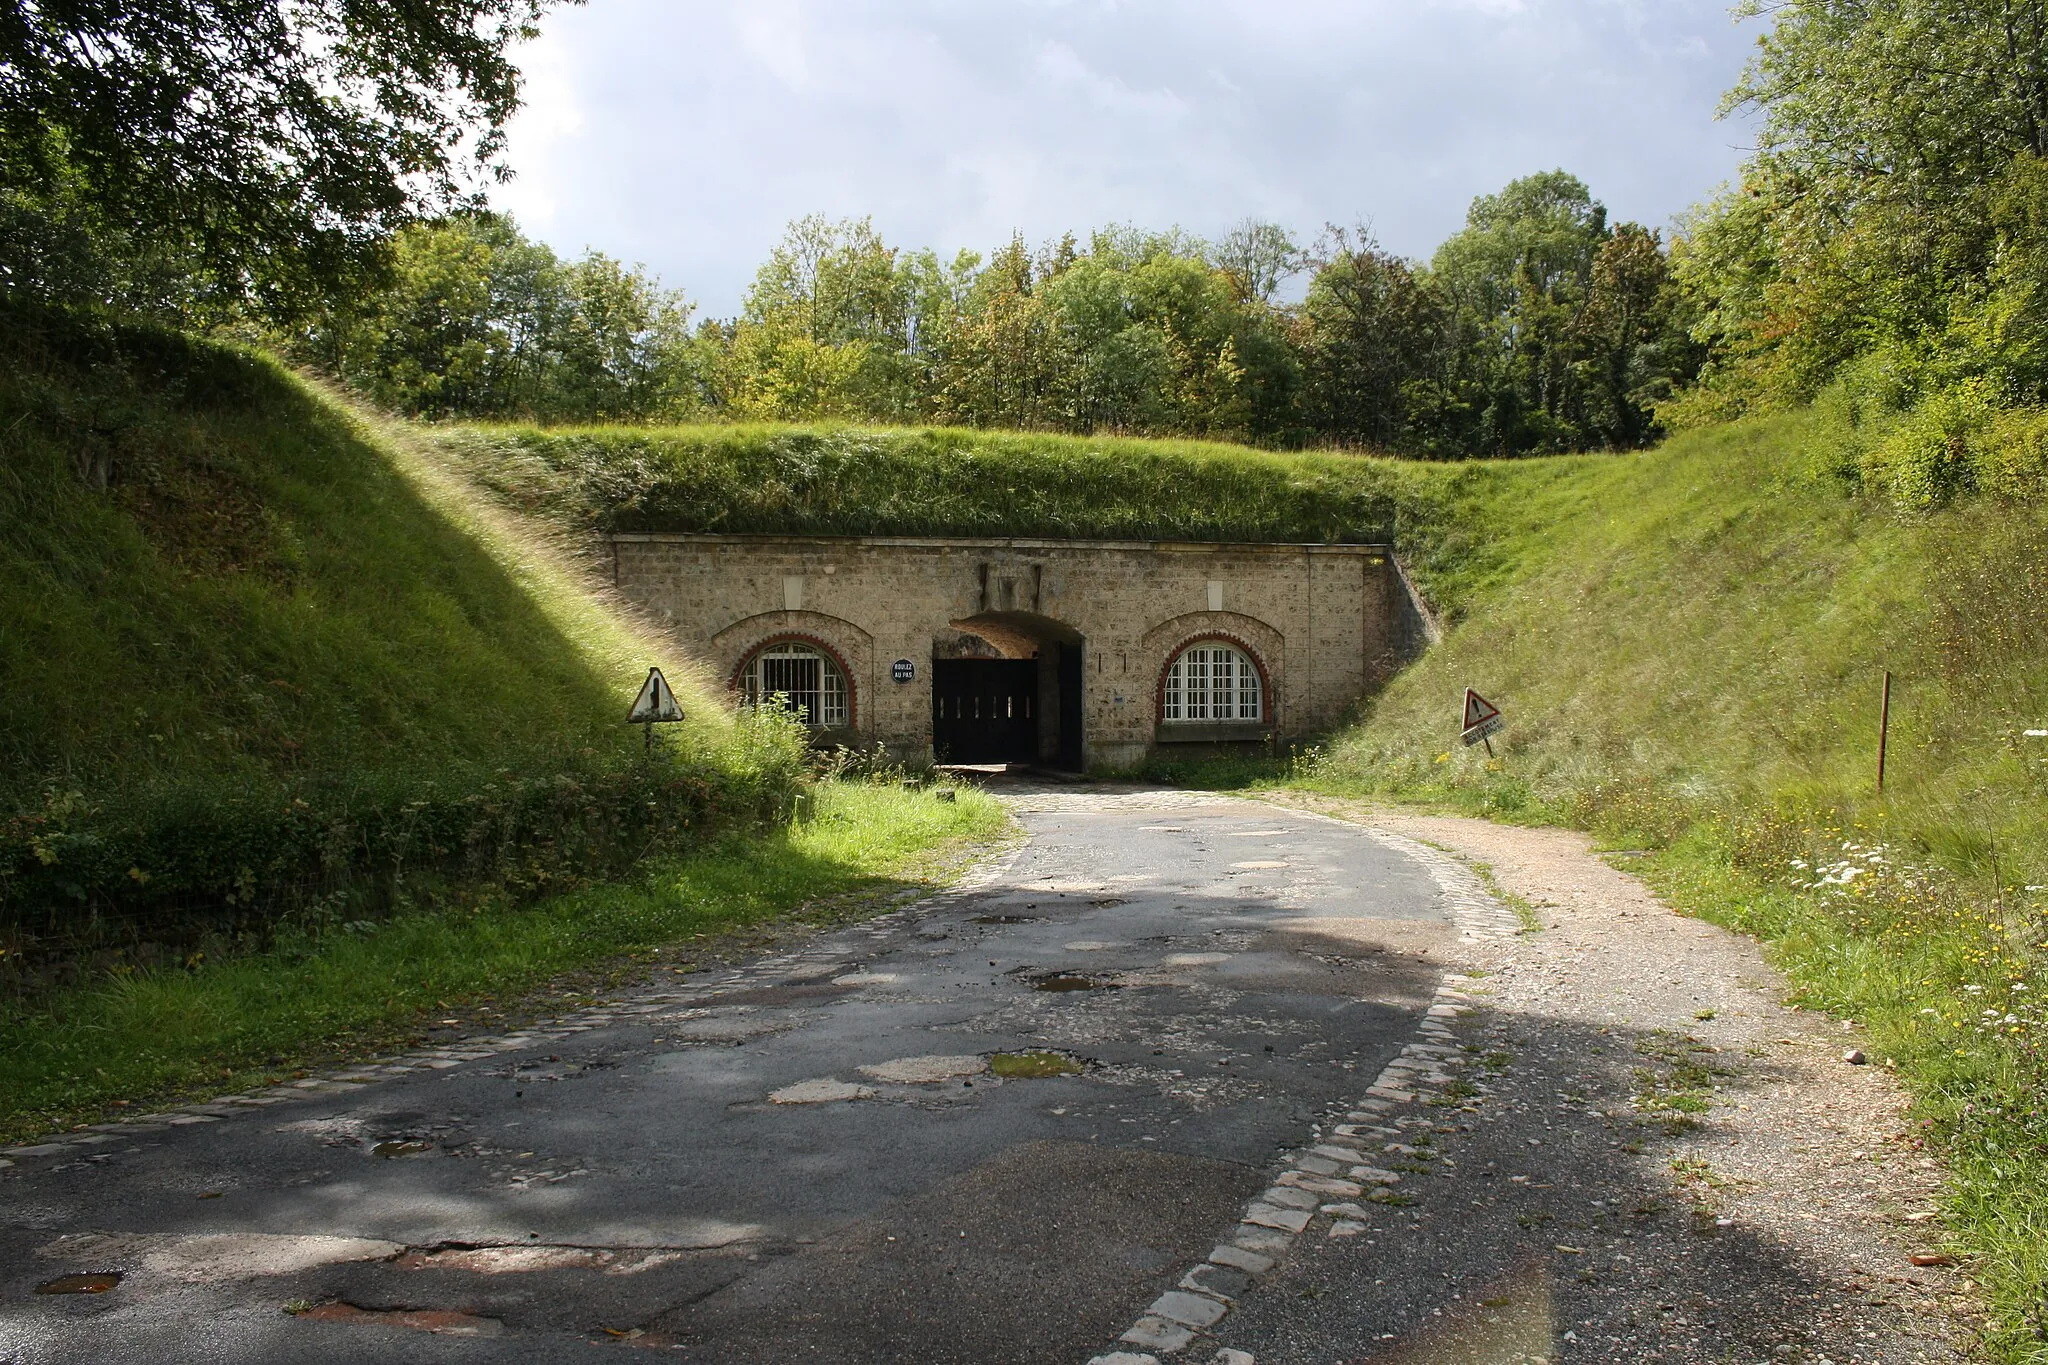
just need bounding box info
[931,659,1037,763]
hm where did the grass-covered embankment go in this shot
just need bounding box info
[0,781,1005,1142]
[419,422,1571,603]
[1296,409,2048,1359]
[0,304,812,986]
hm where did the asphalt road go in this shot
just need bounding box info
[0,798,1455,1364]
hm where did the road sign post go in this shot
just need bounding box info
[1460,688,1503,756]
[627,666,685,752]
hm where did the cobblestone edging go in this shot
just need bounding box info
[0,856,1028,1171]
[1085,818,1522,1365]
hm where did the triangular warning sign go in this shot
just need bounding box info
[1462,688,1501,731]
[628,667,684,724]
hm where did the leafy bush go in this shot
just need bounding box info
[0,710,808,988]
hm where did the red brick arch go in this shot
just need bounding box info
[729,634,860,729]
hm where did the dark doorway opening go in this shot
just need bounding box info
[1055,641,1083,769]
[932,659,1038,763]
[937,611,1086,770]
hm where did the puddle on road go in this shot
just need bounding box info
[372,1140,435,1159]
[35,1272,121,1295]
[988,1051,1087,1078]
[1031,973,1120,992]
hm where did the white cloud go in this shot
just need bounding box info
[494,0,1764,315]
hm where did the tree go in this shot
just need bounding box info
[1428,171,1613,453]
[1574,225,1696,448]
[295,214,699,422]
[0,0,571,319]
[722,215,921,420]
[1297,229,1448,452]
[1675,2,2048,411]
[1213,219,1302,304]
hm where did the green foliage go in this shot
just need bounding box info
[281,214,702,422]
[314,187,1696,457]
[0,780,1007,1142]
[1670,2,2048,510]
[0,0,569,320]
[0,300,808,984]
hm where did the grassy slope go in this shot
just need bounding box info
[418,420,1490,565]
[1303,409,2048,1360]
[0,309,731,797]
[1315,408,2044,873]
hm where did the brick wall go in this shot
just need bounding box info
[611,534,1419,769]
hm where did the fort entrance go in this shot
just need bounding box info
[609,533,1429,769]
[932,613,1084,767]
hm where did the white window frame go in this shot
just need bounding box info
[742,641,849,728]
[1162,642,1263,724]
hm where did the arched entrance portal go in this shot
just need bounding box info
[932,612,1084,769]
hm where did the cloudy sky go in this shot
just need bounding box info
[493,0,1766,318]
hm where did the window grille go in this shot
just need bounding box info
[1162,643,1262,723]
[742,642,848,727]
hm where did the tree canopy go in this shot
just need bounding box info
[305,181,1699,458]
[0,0,570,318]
[1667,0,2048,503]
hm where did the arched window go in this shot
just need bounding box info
[741,641,850,727]
[1162,642,1264,723]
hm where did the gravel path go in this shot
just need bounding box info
[1213,793,1980,1365]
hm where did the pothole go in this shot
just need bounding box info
[971,915,1043,925]
[768,1078,876,1104]
[398,1245,682,1276]
[1031,973,1120,992]
[856,1055,989,1084]
[372,1140,435,1159]
[296,1302,504,1337]
[35,1272,121,1295]
[988,1050,1089,1079]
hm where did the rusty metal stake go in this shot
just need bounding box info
[1877,670,1891,794]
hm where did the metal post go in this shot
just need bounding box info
[1877,670,1891,794]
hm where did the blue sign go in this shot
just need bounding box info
[892,658,917,683]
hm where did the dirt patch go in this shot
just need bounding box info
[298,1302,504,1337]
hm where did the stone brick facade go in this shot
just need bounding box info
[611,533,1426,770]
